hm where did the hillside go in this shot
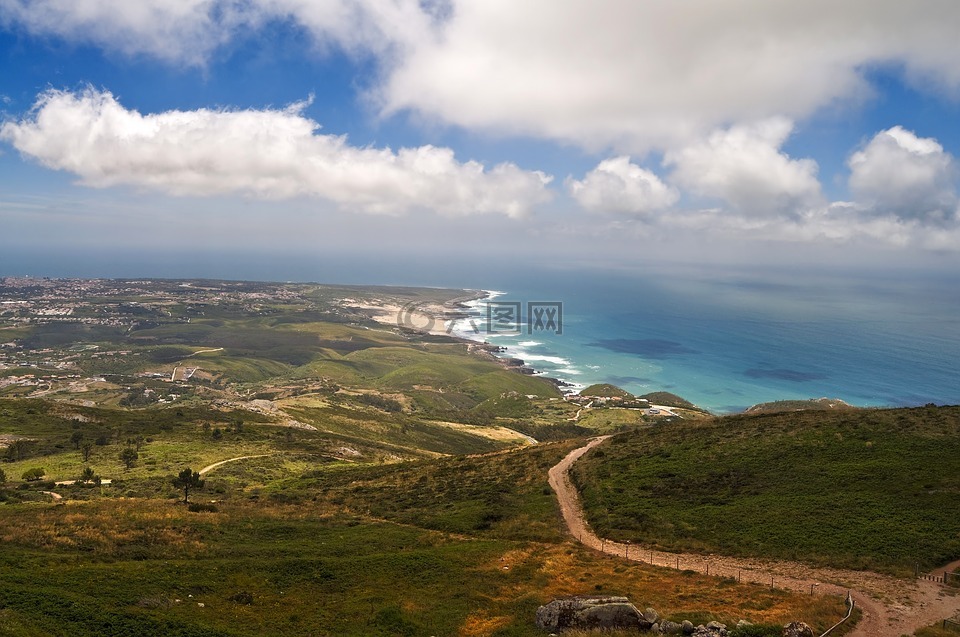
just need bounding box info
[745,397,858,414]
[580,383,633,398]
[572,405,960,575]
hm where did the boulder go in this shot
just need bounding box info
[535,596,647,632]
[661,620,683,634]
[692,622,728,637]
[783,622,815,637]
[681,620,696,634]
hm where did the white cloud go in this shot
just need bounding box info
[848,126,956,220]
[0,0,431,65]
[567,157,678,215]
[0,88,552,216]
[664,118,821,216]
[5,2,960,151]
[381,1,960,151]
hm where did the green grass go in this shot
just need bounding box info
[0,480,848,637]
[573,405,960,575]
[580,383,633,398]
[277,441,580,541]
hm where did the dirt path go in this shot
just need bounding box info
[549,437,960,637]
[41,491,62,501]
[198,454,272,475]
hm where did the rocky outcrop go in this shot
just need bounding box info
[534,598,739,635]
[782,622,815,637]
[691,621,728,636]
[535,596,646,631]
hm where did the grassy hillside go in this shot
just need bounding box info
[0,457,848,637]
[580,384,633,398]
[573,405,960,576]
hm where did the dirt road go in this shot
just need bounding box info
[549,437,960,637]
[198,454,272,475]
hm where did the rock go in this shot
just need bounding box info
[782,622,815,637]
[736,620,753,628]
[535,596,647,632]
[651,623,660,633]
[644,607,661,624]
[681,620,696,634]
[661,620,682,634]
[692,622,728,637]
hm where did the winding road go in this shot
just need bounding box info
[549,436,960,637]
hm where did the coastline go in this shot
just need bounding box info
[348,288,579,395]
[436,290,582,396]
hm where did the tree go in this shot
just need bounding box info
[80,441,94,462]
[120,447,138,469]
[6,439,32,461]
[21,467,45,481]
[0,468,6,484]
[172,468,204,504]
[77,466,101,485]
[70,431,84,449]
[211,427,223,441]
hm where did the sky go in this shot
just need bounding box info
[3,1,960,283]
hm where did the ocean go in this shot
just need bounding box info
[447,266,960,414]
[5,248,958,414]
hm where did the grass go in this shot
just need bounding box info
[0,497,849,637]
[572,405,960,575]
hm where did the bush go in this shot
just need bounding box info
[21,467,45,481]
[187,502,218,513]
[227,591,253,605]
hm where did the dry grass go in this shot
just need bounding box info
[0,498,208,555]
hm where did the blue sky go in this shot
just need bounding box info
[3,1,960,283]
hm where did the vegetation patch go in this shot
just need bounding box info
[573,405,960,575]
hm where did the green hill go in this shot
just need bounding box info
[573,405,960,575]
[637,391,698,409]
[580,383,633,398]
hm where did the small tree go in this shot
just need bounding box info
[211,427,223,441]
[172,468,204,504]
[80,441,94,462]
[77,466,101,485]
[120,447,138,469]
[70,431,84,449]
[0,467,6,484]
[21,467,45,482]
[6,439,32,461]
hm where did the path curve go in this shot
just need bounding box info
[549,437,960,637]
[198,454,272,475]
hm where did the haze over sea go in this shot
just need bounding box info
[6,248,959,414]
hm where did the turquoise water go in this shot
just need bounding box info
[450,268,960,413]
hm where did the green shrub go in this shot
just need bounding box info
[20,467,45,481]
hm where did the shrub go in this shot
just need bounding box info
[21,467,45,481]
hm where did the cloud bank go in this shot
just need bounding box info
[382,1,960,151]
[5,1,960,152]
[0,88,552,216]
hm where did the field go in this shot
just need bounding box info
[572,405,960,576]
[0,455,849,637]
